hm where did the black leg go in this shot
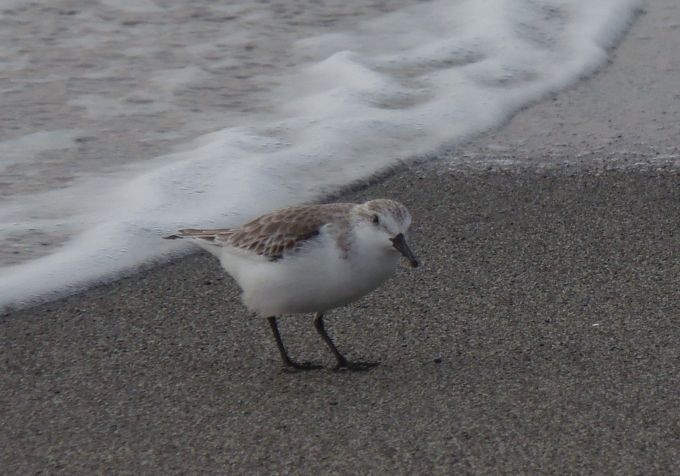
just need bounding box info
[267,316,321,371]
[313,312,379,372]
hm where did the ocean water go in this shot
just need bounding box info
[0,0,642,310]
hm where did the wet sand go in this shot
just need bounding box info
[2,1,680,474]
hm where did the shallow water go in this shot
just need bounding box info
[0,0,642,309]
[1,0,416,198]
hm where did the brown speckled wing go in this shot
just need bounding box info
[176,203,354,261]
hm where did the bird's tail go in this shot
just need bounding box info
[164,228,226,242]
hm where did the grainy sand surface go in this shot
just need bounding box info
[2,1,679,474]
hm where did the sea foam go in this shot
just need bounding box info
[0,0,642,310]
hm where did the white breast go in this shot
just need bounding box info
[218,227,399,316]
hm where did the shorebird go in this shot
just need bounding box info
[165,199,419,371]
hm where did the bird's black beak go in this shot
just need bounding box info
[391,233,419,268]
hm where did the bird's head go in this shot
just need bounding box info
[353,199,419,267]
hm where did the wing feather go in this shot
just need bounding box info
[165,203,353,261]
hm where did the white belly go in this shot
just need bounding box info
[219,239,399,316]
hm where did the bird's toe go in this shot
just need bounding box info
[333,361,380,372]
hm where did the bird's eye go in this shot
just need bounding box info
[372,214,380,225]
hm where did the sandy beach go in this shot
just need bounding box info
[2,1,679,474]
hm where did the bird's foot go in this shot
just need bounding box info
[333,360,380,372]
[283,361,323,372]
